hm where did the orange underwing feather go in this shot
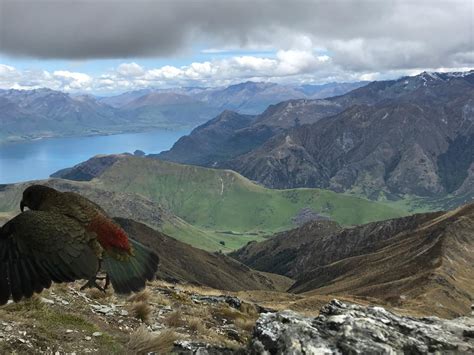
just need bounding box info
[87,215,131,254]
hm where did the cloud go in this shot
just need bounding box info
[0,0,472,74]
[53,70,92,90]
[1,48,473,94]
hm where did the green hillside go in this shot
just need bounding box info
[94,157,408,239]
[0,156,411,251]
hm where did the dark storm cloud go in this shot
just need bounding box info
[0,0,472,70]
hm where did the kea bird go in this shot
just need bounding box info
[0,185,159,305]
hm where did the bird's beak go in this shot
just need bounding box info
[20,200,25,212]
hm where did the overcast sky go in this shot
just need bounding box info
[0,0,473,94]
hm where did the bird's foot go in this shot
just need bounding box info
[80,274,109,293]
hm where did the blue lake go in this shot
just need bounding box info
[0,130,188,184]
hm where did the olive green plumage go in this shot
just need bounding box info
[0,184,159,305]
[0,211,100,305]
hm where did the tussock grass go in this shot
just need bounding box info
[4,294,45,312]
[129,301,153,323]
[187,316,210,335]
[212,303,258,333]
[164,310,184,328]
[213,304,241,321]
[234,317,256,332]
[154,293,171,306]
[128,289,151,303]
[128,326,179,355]
[85,287,112,300]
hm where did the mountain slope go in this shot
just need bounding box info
[116,217,293,292]
[52,155,408,240]
[232,203,474,317]
[158,98,344,165]
[230,71,474,199]
[152,110,263,166]
[119,91,222,128]
[229,220,342,277]
[0,89,125,141]
[160,71,474,202]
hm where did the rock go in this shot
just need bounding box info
[191,295,242,309]
[90,304,115,315]
[40,297,55,305]
[120,310,129,316]
[92,332,102,337]
[85,336,92,341]
[248,299,474,354]
[174,340,244,354]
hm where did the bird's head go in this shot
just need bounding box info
[20,185,58,212]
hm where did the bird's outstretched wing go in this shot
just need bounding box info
[0,211,99,305]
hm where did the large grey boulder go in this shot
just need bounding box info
[249,300,474,354]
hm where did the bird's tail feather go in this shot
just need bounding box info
[102,239,159,294]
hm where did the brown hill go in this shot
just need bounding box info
[116,218,293,292]
[232,204,474,317]
[229,220,342,278]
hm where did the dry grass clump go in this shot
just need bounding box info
[234,317,256,332]
[163,310,184,328]
[212,303,258,333]
[85,287,112,300]
[54,283,71,293]
[128,289,152,303]
[154,293,171,306]
[129,301,153,323]
[128,326,179,355]
[240,302,259,317]
[213,304,242,321]
[4,294,45,312]
[179,303,211,319]
[170,291,191,304]
[187,316,210,336]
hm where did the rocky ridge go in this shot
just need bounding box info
[249,300,474,354]
[2,286,472,354]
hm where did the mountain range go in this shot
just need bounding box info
[231,202,474,317]
[0,81,364,143]
[158,71,474,204]
[99,81,366,114]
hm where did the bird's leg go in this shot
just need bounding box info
[104,273,110,290]
[80,277,106,293]
[80,259,107,293]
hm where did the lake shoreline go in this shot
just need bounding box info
[0,125,193,146]
[0,129,189,184]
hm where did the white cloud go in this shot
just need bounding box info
[0,51,472,95]
[53,70,92,90]
[116,62,145,77]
